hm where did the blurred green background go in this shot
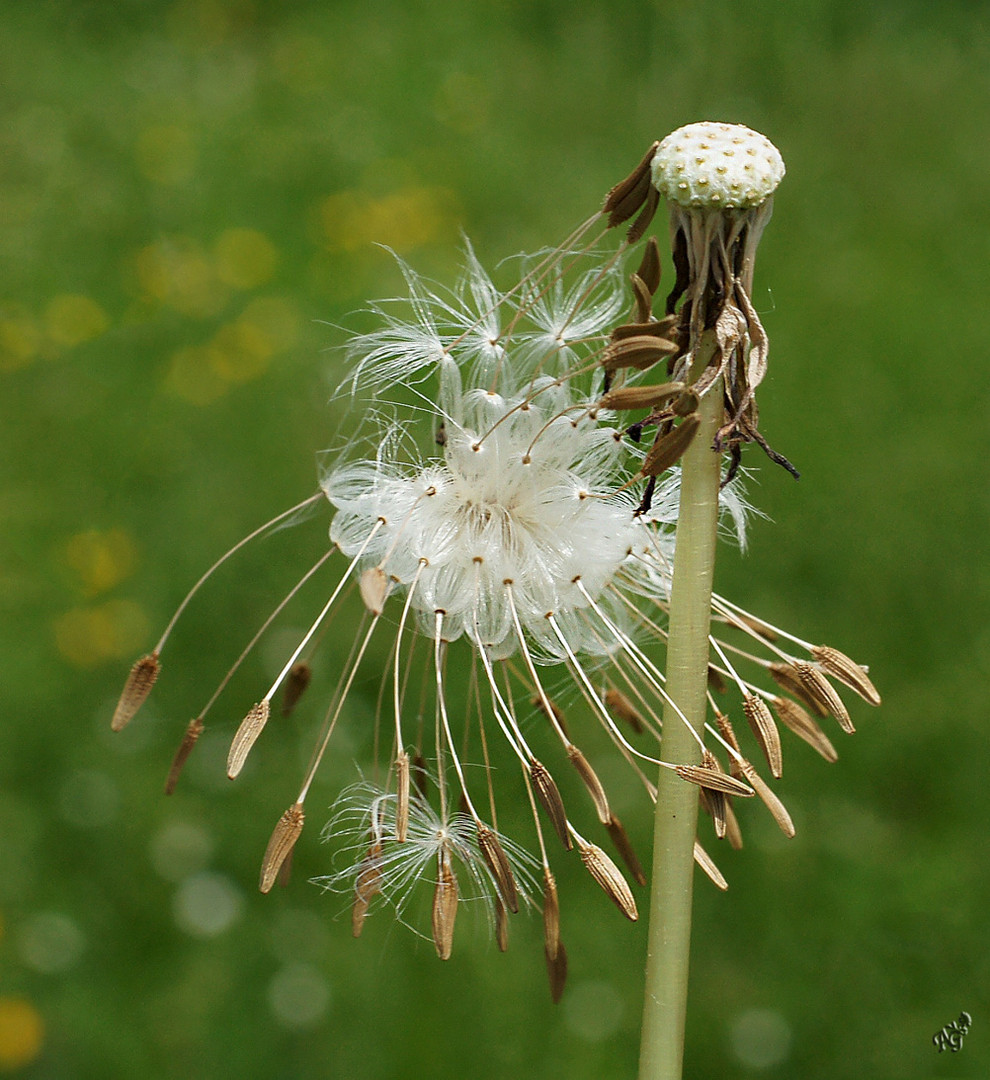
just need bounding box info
[2,1,988,1077]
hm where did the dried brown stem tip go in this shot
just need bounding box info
[164,716,205,795]
[112,653,160,731]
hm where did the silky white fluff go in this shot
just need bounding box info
[323,245,745,661]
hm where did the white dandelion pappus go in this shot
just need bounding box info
[113,133,880,999]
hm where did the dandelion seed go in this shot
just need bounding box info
[113,131,878,996]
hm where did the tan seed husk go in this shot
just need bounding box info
[567,746,611,824]
[604,688,645,734]
[674,762,755,798]
[259,802,305,894]
[545,939,569,1004]
[605,814,647,886]
[672,389,700,417]
[641,414,701,477]
[352,840,383,937]
[495,895,509,953]
[432,856,458,961]
[707,665,728,695]
[531,693,569,738]
[769,663,829,717]
[716,712,742,762]
[738,759,795,837]
[543,870,561,960]
[599,382,686,413]
[811,645,881,706]
[743,695,783,778]
[579,842,638,921]
[112,652,160,731]
[723,799,744,850]
[477,823,519,913]
[164,716,205,795]
[530,759,572,850]
[281,661,312,717]
[770,696,838,764]
[395,750,411,842]
[700,785,727,839]
[602,334,680,373]
[635,236,662,297]
[359,566,388,615]
[795,661,854,733]
[227,699,271,779]
[693,840,729,891]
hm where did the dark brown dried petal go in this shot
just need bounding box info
[227,699,271,779]
[635,236,662,296]
[259,802,305,894]
[477,823,519,913]
[112,653,160,731]
[811,645,881,706]
[164,716,204,795]
[530,759,572,850]
[545,939,569,1004]
[693,840,728,891]
[743,695,783,779]
[641,415,701,477]
[610,315,680,342]
[567,746,610,824]
[579,842,638,921]
[770,696,838,764]
[794,662,854,733]
[432,856,458,961]
[281,661,312,717]
[605,814,647,886]
[626,183,660,243]
[604,688,645,734]
[602,141,659,227]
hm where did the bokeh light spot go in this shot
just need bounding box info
[267,963,330,1029]
[18,912,86,974]
[44,294,109,348]
[136,124,196,186]
[173,871,243,938]
[214,228,278,290]
[53,600,149,668]
[238,296,299,354]
[0,998,44,1070]
[164,344,229,405]
[150,821,215,882]
[63,528,137,597]
[729,1008,792,1069]
[0,307,40,372]
[318,186,458,254]
[134,237,229,318]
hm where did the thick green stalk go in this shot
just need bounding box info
[638,346,724,1080]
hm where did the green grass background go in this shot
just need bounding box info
[1,1,988,1077]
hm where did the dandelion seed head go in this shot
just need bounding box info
[652,122,785,210]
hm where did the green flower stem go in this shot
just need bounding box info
[638,341,724,1080]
